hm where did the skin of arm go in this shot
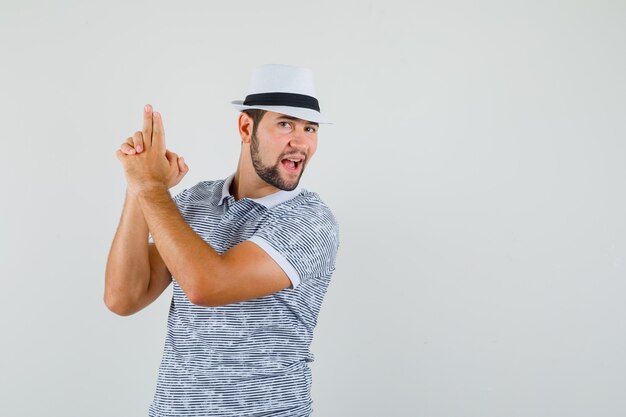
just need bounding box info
[104,104,188,316]
[104,189,173,316]
[107,105,291,313]
[135,183,292,307]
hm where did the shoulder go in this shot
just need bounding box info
[281,188,336,216]
[268,189,340,241]
[172,179,224,206]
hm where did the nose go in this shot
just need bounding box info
[288,128,308,150]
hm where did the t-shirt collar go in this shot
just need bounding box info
[219,173,301,209]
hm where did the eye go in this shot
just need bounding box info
[278,121,291,128]
[306,126,317,133]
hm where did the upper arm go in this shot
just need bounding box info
[195,203,339,308]
[195,240,292,307]
[247,203,340,288]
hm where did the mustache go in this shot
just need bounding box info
[278,152,307,161]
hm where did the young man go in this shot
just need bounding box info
[105,64,339,417]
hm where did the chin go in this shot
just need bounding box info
[253,163,304,192]
[277,174,301,191]
[278,180,299,191]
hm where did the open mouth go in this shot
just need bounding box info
[281,157,303,173]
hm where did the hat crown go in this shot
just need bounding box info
[246,64,318,97]
[231,64,331,124]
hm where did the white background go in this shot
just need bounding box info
[1,1,625,416]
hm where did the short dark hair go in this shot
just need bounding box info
[242,109,267,137]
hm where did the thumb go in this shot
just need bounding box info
[178,156,189,174]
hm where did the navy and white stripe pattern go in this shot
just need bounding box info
[148,175,340,417]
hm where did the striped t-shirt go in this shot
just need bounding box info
[148,175,340,417]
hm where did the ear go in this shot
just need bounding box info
[238,112,253,144]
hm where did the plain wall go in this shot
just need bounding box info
[1,1,625,416]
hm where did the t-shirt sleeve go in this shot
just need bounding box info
[247,203,340,289]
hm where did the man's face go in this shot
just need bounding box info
[249,111,319,191]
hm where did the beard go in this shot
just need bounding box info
[250,132,304,191]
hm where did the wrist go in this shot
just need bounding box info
[131,181,169,200]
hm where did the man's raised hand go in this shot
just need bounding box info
[116,104,189,195]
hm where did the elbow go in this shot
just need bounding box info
[103,293,138,317]
[104,268,147,316]
[185,274,221,308]
[187,289,217,307]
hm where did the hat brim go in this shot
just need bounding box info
[231,100,332,124]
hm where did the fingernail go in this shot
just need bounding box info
[144,104,152,112]
[129,149,136,154]
[153,112,159,119]
[137,145,143,153]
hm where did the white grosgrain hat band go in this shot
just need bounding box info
[231,64,332,124]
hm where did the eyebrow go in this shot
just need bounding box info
[276,115,319,127]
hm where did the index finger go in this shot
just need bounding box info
[142,104,153,150]
[152,111,166,154]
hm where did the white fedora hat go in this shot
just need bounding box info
[231,64,332,124]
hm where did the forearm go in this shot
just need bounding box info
[104,189,151,313]
[137,184,222,303]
